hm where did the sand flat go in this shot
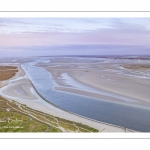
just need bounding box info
[44,58,150,107]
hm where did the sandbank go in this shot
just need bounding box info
[44,59,150,107]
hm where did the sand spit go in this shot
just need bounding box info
[0,64,134,132]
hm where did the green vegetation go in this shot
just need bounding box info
[0,66,18,81]
[123,64,150,70]
[0,96,99,132]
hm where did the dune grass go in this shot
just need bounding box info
[0,96,99,132]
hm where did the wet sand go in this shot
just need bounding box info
[44,58,150,107]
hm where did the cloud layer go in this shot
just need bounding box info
[0,18,150,56]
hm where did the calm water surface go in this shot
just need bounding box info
[22,61,150,132]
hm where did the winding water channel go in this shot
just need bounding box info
[22,60,150,132]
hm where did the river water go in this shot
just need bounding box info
[22,60,150,132]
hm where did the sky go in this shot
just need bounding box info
[1,18,150,56]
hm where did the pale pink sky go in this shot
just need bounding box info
[0,18,150,56]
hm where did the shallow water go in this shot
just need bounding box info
[22,60,150,132]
